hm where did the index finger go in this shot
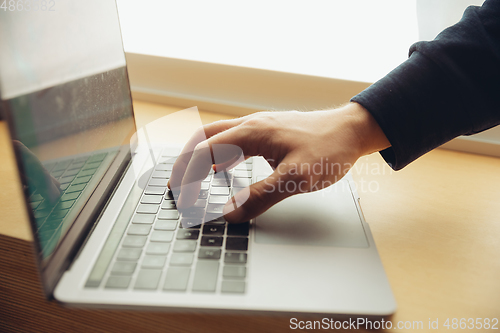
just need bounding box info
[169,116,251,190]
[174,123,257,210]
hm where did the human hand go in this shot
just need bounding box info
[13,140,61,205]
[168,102,390,223]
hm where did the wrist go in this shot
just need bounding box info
[342,102,391,156]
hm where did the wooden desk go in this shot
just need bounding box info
[1,100,499,332]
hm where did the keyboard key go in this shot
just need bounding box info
[232,187,248,196]
[50,209,69,219]
[170,253,194,266]
[152,170,172,178]
[208,196,229,204]
[83,161,101,170]
[78,168,96,177]
[74,156,89,163]
[233,178,251,188]
[227,222,250,236]
[159,157,177,164]
[150,230,174,242]
[158,210,179,220]
[40,218,63,231]
[37,229,55,245]
[127,224,151,236]
[105,276,131,289]
[59,183,70,191]
[234,170,252,178]
[149,178,168,187]
[63,168,80,177]
[111,262,137,275]
[161,200,176,210]
[154,220,177,231]
[36,200,51,210]
[210,187,230,196]
[198,190,209,199]
[211,178,231,187]
[176,229,200,240]
[145,186,166,195]
[223,266,246,279]
[146,242,170,255]
[221,281,245,293]
[73,175,91,184]
[192,261,219,292]
[132,214,155,224]
[66,183,86,193]
[204,215,226,224]
[142,255,166,269]
[52,169,66,178]
[141,195,162,204]
[52,160,72,172]
[29,193,43,202]
[89,152,107,162]
[30,201,41,210]
[180,218,202,229]
[68,161,85,170]
[180,207,205,219]
[200,182,210,190]
[34,209,49,220]
[173,240,197,252]
[61,192,80,201]
[213,171,232,179]
[198,248,221,259]
[163,267,190,291]
[202,225,225,236]
[206,204,224,215]
[226,237,248,251]
[136,204,159,214]
[34,201,48,211]
[155,164,173,171]
[43,162,56,171]
[122,235,147,248]
[235,163,252,170]
[224,252,247,264]
[117,248,142,261]
[134,269,162,290]
[193,199,207,208]
[55,200,75,210]
[201,236,223,247]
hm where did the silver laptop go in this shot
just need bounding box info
[0,0,396,317]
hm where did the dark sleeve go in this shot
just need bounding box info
[351,0,500,170]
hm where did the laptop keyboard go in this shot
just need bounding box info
[100,151,252,294]
[29,152,108,256]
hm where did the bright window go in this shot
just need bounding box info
[116,0,420,83]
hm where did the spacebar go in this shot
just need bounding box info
[192,260,219,292]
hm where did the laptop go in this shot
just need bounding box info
[0,0,396,318]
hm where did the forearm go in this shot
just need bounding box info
[352,0,500,170]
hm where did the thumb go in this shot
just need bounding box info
[222,165,296,223]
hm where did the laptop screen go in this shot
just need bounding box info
[0,1,136,266]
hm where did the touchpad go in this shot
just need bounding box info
[255,181,368,248]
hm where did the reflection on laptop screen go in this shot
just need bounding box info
[0,1,136,262]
